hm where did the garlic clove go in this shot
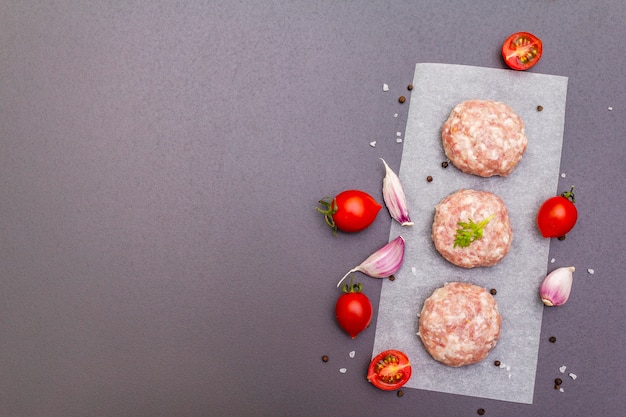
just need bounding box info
[540,266,575,306]
[381,159,414,226]
[337,236,405,287]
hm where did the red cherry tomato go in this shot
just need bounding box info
[335,281,373,339]
[502,32,543,70]
[367,350,412,391]
[537,186,578,238]
[316,190,382,234]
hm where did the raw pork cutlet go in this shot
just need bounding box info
[418,282,502,367]
[442,99,528,177]
[432,189,512,268]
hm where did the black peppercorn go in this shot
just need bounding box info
[557,235,566,241]
[537,105,543,111]
[397,390,404,397]
[441,161,449,168]
[322,355,329,362]
[494,360,501,367]
[426,175,433,182]
[490,288,497,295]
[398,96,406,103]
[407,84,413,91]
[554,384,561,390]
[389,275,396,281]
[477,408,485,415]
[555,378,563,385]
[549,336,557,343]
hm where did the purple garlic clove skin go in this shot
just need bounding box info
[540,266,575,307]
[336,236,405,287]
[381,159,413,226]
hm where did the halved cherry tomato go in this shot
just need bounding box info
[537,186,578,238]
[316,190,382,235]
[335,280,372,339]
[502,32,543,70]
[367,350,412,391]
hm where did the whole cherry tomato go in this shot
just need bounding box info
[316,190,382,235]
[537,186,578,238]
[502,32,543,71]
[367,349,412,391]
[335,280,372,339]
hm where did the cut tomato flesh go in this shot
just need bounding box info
[367,350,412,391]
[502,32,542,70]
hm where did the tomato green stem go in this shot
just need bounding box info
[561,186,576,203]
[342,275,363,294]
[315,197,338,235]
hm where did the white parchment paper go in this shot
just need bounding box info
[373,63,568,404]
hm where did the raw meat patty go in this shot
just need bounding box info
[418,282,501,367]
[432,189,512,268]
[442,99,528,177]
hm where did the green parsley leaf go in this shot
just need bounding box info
[453,214,495,248]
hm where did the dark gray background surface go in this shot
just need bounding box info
[1,1,624,416]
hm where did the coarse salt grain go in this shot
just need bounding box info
[559,387,565,392]
[559,365,567,373]
[587,268,595,275]
[561,173,566,178]
[569,373,577,380]
[393,113,398,118]
[339,368,347,373]
[383,84,389,92]
[349,351,355,358]
[551,258,556,264]
[608,106,613,111]
[396,138,403,143]
[396,132,402,137]
[369,141,376,147]
[411,267,417,275]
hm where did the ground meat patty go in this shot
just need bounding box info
[432,189,512,268]
[442,99,528,177]
[418,282,501,367]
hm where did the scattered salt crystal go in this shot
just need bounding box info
[383,83,389,92]
[587,268,595,275]
[393,113,398,118]
[559,365,567,373]
[339,368,347,373]
[550,258,556,264]
[499,363,506,369]
[506,366,511,371]
[349,351,355,358]
[608,106,613,111]
[508,373,512,379]
[569,373,577,380]
[396,138,403,143]
[369,141,376,147]
[559,387,565,392]
[396,131,402,137]
[561,173,566,178]
[411,266,417,275]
